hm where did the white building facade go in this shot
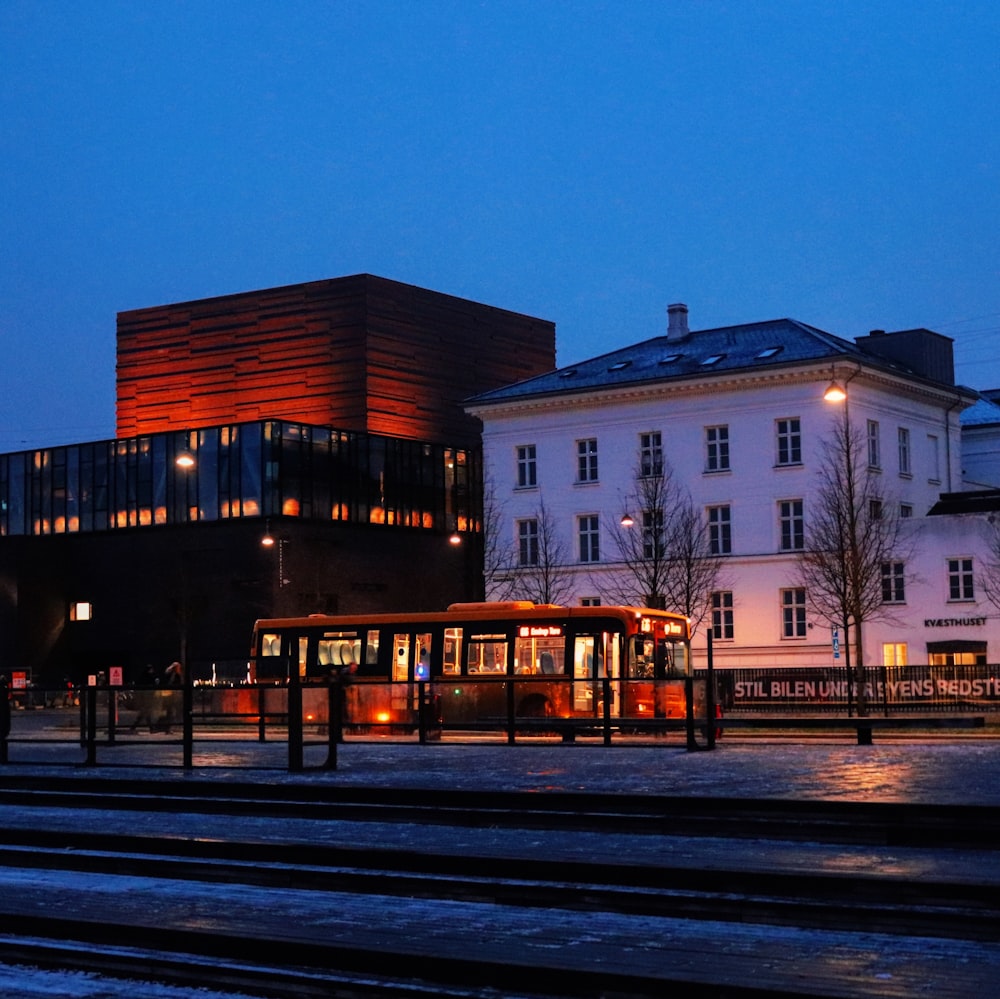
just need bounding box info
[467,308,999,670]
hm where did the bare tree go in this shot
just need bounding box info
[659,500,727,635]
[979,514,1000,613]
[598,458,724,632]
[798,412,914,715]
[480,466,519,602]
[511,495,574,605]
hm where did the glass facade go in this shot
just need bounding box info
[0,420,479,539]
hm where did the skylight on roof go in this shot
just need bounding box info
[701,353,726,367]
[756,346,784,358]
[608,360,632,371]
[659,354,683,365]
[558,368,577,378]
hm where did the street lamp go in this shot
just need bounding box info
[261,520,290,590]
[823,379,847,403]
[822,368,867,720]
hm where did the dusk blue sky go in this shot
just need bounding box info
[2,1,998,451]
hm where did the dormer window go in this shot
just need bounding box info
[558,368,577,378]
[701,353,726,367]
[608,360,632,371]
[756,346,783,359]
[659,353,683,365]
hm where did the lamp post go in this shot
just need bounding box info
[261,521,291,615]
[822,367,867,718]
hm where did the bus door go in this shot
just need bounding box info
[572,632,621,716]
[391,631,433,715]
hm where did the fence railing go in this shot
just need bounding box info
[0,675,715,768]
[2,666,994,770]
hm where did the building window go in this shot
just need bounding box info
[707,504,732,555]
[781,588,807,638]
[516,445,537,488]
[711,591,734,640]
[776,418,801,466]
[881,562,905,603]
[580,596,601,607]
[642,508,663,560]
[867,420,881,469]
[706,425,730,472]
[898,427,911,476]
[900,503,913,518]
[577,439,598,483]
[578,515,600,563]
[778,499,804,551]
[928,434,940,483]
[947,557,974,601]
[883,643,907,667]
[640,432,663,477]
[518,519,539,566]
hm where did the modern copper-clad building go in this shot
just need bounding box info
[0,275,556,683]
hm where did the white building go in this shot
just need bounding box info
[467,306,1000,669]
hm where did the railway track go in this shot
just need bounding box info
[0,777,998,997]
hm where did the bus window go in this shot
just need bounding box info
[466,634,507,674]
[443,628,462,675]
[632,636,655,678]
[514,634,565,674]
[393,634,410,682]
[364,630,379,668]
[319,632,360,669]
[605,633,621,682]
[415,633,432,680]
[261,633,281,657]
[297,636,308,678]
[573,636,596,711]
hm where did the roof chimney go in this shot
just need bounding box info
[667,303,689,342]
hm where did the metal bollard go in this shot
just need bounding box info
[322,674,340,770]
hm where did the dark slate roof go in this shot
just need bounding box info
[466,318,880,405]
[928,490,1000,516]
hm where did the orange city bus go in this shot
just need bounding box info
[249,601,695,732]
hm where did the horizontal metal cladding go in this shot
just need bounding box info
[116,274,554,445]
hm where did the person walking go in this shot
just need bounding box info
[161,661,183,732]
[130,664,158,732]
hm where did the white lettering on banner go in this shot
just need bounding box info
[936,678,1000,697]
[886,679,935,698]
[729,672,1000,705]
